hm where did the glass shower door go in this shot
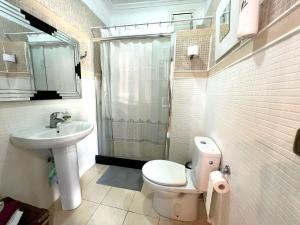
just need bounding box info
[98,37,171,161]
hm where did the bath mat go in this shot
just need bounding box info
[97,166,143,191]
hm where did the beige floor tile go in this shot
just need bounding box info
[82,181,111,203]
[102,187,135,210]
[50,200,98,225]
[86,204,127,225]
[129,191,159,218]
[123,212,159,225]
[141,183,154,195]
[80,169,99,188]
[80,164,109,188]
[90,164,109,173]
[159,218,184,225]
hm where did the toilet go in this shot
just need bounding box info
[142,136,221,221]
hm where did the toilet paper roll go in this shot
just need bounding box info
[205,171,230,218]
[187,45,199,56]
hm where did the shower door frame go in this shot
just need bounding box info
[94,34,175,168]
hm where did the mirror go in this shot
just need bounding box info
[219,1,231,42]
[215,0,239,61]
[0,1,81,101]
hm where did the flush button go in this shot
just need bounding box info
[209,161,213,165]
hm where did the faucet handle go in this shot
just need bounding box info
[50,112,63,119]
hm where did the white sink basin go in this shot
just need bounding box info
[10,121,94,211]
[10,121,93,150]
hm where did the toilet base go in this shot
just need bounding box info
[153,191,199,221]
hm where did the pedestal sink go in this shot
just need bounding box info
[10,121,93,210]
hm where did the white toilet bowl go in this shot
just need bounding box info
[143,160,201,221]
[142,137,222,222]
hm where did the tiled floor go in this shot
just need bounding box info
[49,164,209,225]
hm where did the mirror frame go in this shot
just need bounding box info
[0,0,81,101]
[215,0,240,61]
[219,1,231,42]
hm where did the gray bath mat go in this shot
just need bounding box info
[97,166,143,191]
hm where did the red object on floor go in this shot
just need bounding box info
[0,197,49,225]
[0,198,20,225]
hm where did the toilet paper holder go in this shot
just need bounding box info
[221,165,231,175]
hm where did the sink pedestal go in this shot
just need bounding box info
[52,145,81,210]
[10,121,93,211]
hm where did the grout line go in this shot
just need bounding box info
[126,210,159,219]
[98,203,129,212]
[100,191,135,211]
[100,186,112,204]
[84,202,102,225]
[121,211,129,225]
[84,198,104,205]
[82,174,98,188]
[82,165,109,190]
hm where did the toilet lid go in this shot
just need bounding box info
[142,160,187,187]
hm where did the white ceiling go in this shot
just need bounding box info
[110,0,155,3]
[85,0,207,25]
[107,0,205,8]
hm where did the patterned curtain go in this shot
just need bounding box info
[99,26,171,161]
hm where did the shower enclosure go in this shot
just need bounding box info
[96,25,173,162]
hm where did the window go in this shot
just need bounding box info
[171,13,193,31]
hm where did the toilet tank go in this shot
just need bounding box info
[191,137,221,191]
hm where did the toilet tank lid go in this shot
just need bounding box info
[194,137,221,157]
[142,160,187,187]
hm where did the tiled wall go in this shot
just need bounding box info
[0,78,98,207]
[259,0,297,29]
[175,29,212,71]
[7,0,101,75]
[206,0,297,31]
[0,15,32,74]
[208,0,298,67]
[169,74,207,164]
[169,29,212,162]
[0,16,35,90]
[1,42,28,73]
[169,2,300,225]
[0,0,100,208]
[7,0,100,36]
[204,30,300,225]
[0,42,34,91]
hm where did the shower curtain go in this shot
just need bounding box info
[99,26,172,161]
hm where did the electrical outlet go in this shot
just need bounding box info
[2,53,16,63]
[294,129,300,156]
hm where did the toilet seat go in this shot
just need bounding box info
[142,160,200,194]
[142,160,186,187]
[141,137,221,222]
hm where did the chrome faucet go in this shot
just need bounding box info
[50,112,65,128]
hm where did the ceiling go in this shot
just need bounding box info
[107,0,204,7]
[110,0,155,3]
[83,0,206,25]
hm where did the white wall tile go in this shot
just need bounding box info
[0,0,101,209]
[0,77,98,208]
[169,76,207,164]
[205,32,300,225]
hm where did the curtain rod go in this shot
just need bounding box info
[93,32,172,42]
[90,16,213,30]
